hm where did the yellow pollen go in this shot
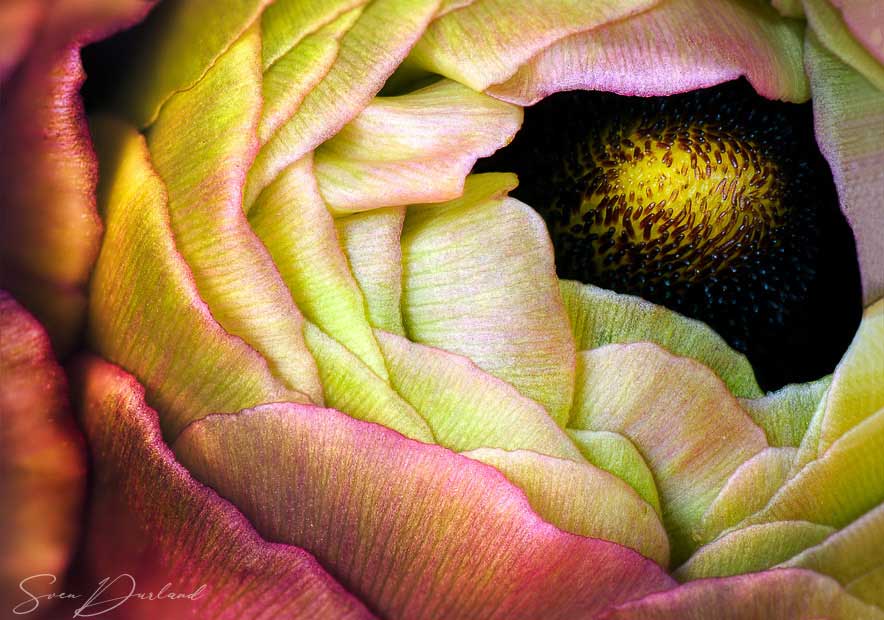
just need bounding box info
[558,119,787,282]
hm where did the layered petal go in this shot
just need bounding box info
[175,404,676,620]
[401,174,576,425]
[569,343,768,563]
[0,293,86,612]
[805,34,884,303]
[560,281,762,399]
[68,356,372,620]
[315,78,522,213]
[486,0,809,104]
[597,569,883,619]
[88,117,306,439]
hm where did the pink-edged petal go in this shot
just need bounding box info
[0,1,156,354]
[244,0,440,209]
[146,23,323,405]
[597,569,884,619]
[828,0,884,65]
[401,173,576,426]
[463,447,670,567]
[88,117,306,439]
[488,0,809,105]
[335,206,407,335]
[174,404,676,620]
[806,34,884,304]
[375,329,581,459]
[314,78,522,213]
[66,356,373,620]
[0,292,86,613]
[570,344,769,563]
[248,156,388,379]
[115,0,270,127]
[406,0,660,93]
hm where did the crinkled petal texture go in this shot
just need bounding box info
[66,0,884,617]
[0,0,157,354]
[68,356,374,620]
[0,292,86,614]
[405,0,809,103]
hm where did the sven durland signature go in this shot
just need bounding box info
[13,573,207,617]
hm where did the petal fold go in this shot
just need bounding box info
[69,356,373,620]
[174,404,676,620]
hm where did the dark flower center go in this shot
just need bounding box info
[479,80,862,390]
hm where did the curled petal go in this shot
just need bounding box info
[315,78,523,213]
[805,33,884,305]
[175,404,676,619]
[0,292,86,612]
[486,0,809,104]
[68,356,373,620]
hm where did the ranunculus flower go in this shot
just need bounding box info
[1,1,883,618]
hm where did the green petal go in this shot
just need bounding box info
[376,329,581,460]
[146,24,322,404]
[116,0,269,126]
[675,521,833,579]
[805,33,884,304]
[314,78,522,213]
[245,0,440,208]
[335,206,407,335]
[569,344,768,563]
[249,156,388,379]
[566,429,662,517]
[698,447,798,544]
[259,4,364,143]
[560,281,762,399]
[401,174,576,425]
[803,0,884,90]
[782,502,884,608]
[739,376,832,447]
[88,117,305,439]
[303,323,433,443]
[464,447,670,567]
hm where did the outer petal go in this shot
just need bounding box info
[805,33,884,304]
[175,404,676,620]
[0,292,85,613]
[597,569,884,619]
[67,356,372,620]
[401,174,576,425]
[487,0,809,104]
[0,0,41,83]
[0,0,157,354]
[827,0,884,65]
